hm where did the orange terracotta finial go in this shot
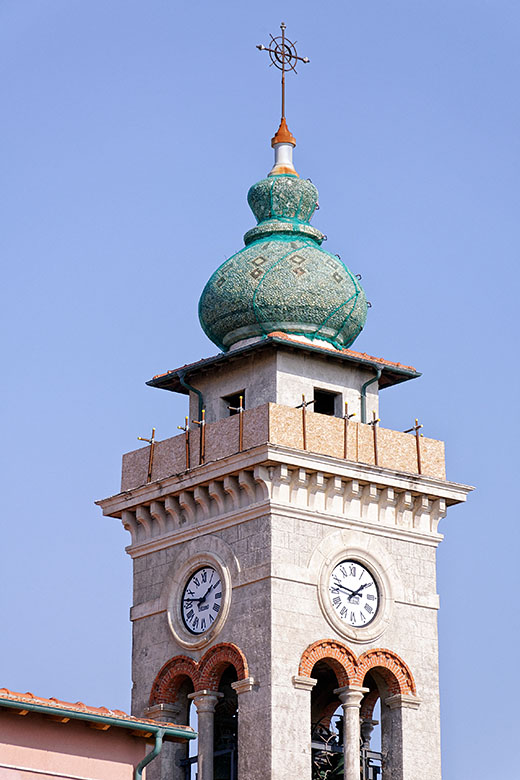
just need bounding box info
[271,117,296,148]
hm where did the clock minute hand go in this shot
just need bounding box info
[332,582,356,595]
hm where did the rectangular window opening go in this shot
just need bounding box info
[313,388,340,417]
[223,391,245,416]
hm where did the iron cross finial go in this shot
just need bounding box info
[257,22,310,120]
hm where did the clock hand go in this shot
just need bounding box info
[348,583,371,600]
[332,583,356,596]
[197,580,221,607]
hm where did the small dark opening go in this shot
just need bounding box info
[313,389,338,416]
[223,391,245,416]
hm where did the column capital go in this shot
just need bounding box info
[334,685,370,707]
[292,675,318,691]
[188,689,223,713]
[231,676,255,694]
[385,693,422,710]
[143,702,183,722]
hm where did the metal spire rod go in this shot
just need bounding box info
[257,22,309,120]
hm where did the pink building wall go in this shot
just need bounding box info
[0,709,146,780]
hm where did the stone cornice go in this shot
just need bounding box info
[98,443,473,518]
[99,452,472,559]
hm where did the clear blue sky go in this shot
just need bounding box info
[1,2,518,777]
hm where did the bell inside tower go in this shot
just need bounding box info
[310,663,383,780]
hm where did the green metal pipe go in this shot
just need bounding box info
[134,728,165,780]
[0,698,194,742]
[178,370,204,420]
[360,368,382,423]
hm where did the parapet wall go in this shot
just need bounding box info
[121,403,445,492]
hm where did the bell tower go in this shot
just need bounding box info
[98,24,472,780]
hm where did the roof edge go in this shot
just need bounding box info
[146,335,421,394]
[0,696,195,741]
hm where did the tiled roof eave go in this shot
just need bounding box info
[0,690,194,742]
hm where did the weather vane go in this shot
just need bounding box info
[257,22,309,121]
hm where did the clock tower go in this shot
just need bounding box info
[97,27,472,780]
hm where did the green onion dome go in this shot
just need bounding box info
[198,172,367,352]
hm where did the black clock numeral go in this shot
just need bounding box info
[340,565,348,577]
[186,609,194,620]
[193,576,200,587]
[209,614,214,623]
[213,602,220,613]
[340,606,347,617]
[187,589,194,597]
[215,591,222,599]
[367,594,375,601]
[332,596,341,607]
[209,570,214,583]
[201,619,206,630]
[201,569,207,583]
[192,617,199,629]
[359,612,366,622]
[364,604,373,614]
[349,565,356,576]
[350,611,356,623]
[330,587,339,594]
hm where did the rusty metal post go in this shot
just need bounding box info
[296,394,315,451]
[368,411,380,466]
[228,395,244,452]
[137,427,156,484]
[343,401,356,459]
[404,418,423,475]
[177,416,190,471]
[192,409,206,465]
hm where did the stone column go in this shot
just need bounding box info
[231,676,255,780]
[144,703,186,780]
[188,689,223,780]
[334,685,369,780]
[384,693,422,780]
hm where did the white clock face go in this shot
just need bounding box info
[181,566,222,635]
[328,560,379,627]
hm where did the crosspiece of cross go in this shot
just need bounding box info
[368,412,380,426]
[227,396,244,414]
[296,395,315,409]
[177,416,189,433]
[137,427,156,445]
[257,22,309,119]
[404,419,423,435]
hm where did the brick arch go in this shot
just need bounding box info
[198,642,249,689]
[354,648,416,696]
[299,640,357,687]
[149,655,200,705]
[360,689,380,721]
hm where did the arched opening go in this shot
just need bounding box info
[214,665,238,779]
[310,660,344,779]
[360,673,382,780]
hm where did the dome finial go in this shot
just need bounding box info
[257,23,310,176]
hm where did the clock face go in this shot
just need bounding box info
[181,566,222,635]
[328,560,379,627]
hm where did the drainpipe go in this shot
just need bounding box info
[134,728,165,780]
[178,370,204,421]
[360,368,382,423]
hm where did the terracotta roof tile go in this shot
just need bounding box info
[151,333,417,382]
[265,332,417,371]
[0,688,190,733]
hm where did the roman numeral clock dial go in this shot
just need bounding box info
[328,560,379,627]
[182,566,222,635]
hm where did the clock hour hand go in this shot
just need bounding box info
[348,583,371,600]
